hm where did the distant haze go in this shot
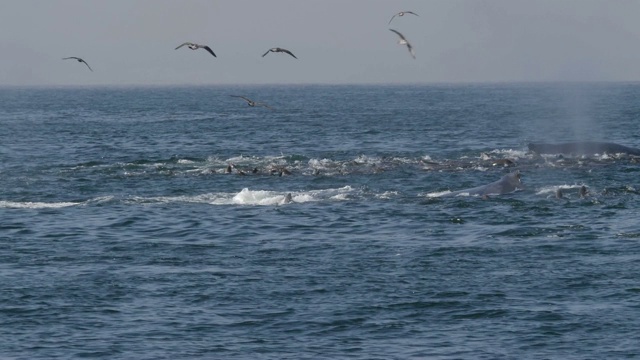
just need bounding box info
[1,0,640,86]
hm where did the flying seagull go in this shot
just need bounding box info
[62,57,93,71]
[229,95,274,110]
[175,42,217,57]
[262,47,297,59]
[388,11,419,25]
[389,29,415,59]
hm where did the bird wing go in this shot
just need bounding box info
[80,59,93,71]
[406,43,416,59]
[257,102,274,110]
[389,28,406,41]
[405,11,419,16]
[262,49,272,57]
[388,13,399,24]
[62,57,81,60]
[281,49,298,59]
[175,42,192,50]
[230,95,252,103]
[202,45,217,57]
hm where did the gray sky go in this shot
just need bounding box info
[1,0,640,85]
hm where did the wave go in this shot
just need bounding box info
[1,187,353,209]
[0,196,113,209]
[53,145,638,181]
[126,186,354,206]
[0,200,82,209]
[536,184,588,198]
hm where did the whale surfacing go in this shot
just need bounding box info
[528,142,640,156]
[442,171,524,197]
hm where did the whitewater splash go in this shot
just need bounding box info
[127,186,354,206]
[0,200,82,209]
[227,186,353,205]
[2,187,354,209]
[0,196,113,209]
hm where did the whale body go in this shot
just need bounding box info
[443,171,524,197]
[528,142,640,156]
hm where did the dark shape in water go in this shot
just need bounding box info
[442,171,524,197]
[492,158,515,167]
[579,185,588,198]
[528,142,640,156]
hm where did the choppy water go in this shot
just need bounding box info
[1,83,640,359]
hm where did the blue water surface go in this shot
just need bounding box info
[1,83,640,359]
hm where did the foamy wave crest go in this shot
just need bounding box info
[0,200,82,209]
[424,190,453,198]
[489,148,528,159]
[232,186,353,205]
[232,189,292,205]
[0,196,114,209]
[127,186,354,206]
[536,184,587,197]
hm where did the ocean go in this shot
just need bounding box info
[1,83,639,359]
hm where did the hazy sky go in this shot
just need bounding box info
[1,0,640,85]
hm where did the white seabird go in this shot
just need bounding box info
[388,11,419,25]
[229,95,274,110]
[389,29,416,59]
[62,57,93,71]
[175,42,217,57]
[262,47,297,59]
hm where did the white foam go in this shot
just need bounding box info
[536,184,586,196]
[0,195,116,209]
[331,193,349,200]
[308,158,332,167]
[232,186,354,205]
[126,186,354,206]
[377,191,399,199]
[353,155,381,165]
[425,190,453,198]
[232,188,285,205]
[489,148,528,159]
[0,200,82,209]
[292,194,314,202]
[87,196,115,204]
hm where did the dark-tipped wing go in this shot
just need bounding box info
[230,95,252,103]
[389,28,406,41]
[63,57,92,71]
[175,42,192,50]
[406,43,416,59]
[202,45,217,57]
[262,49,272,57]
[388,13,399,25]
[257,102,274,110]
[280,48,297,59]
[80,59,93,71]
[405,11,419,16]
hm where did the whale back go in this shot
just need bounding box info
[445,171,523,197]
[528,142,640,156]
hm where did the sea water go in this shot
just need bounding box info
[1,83,640,359]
